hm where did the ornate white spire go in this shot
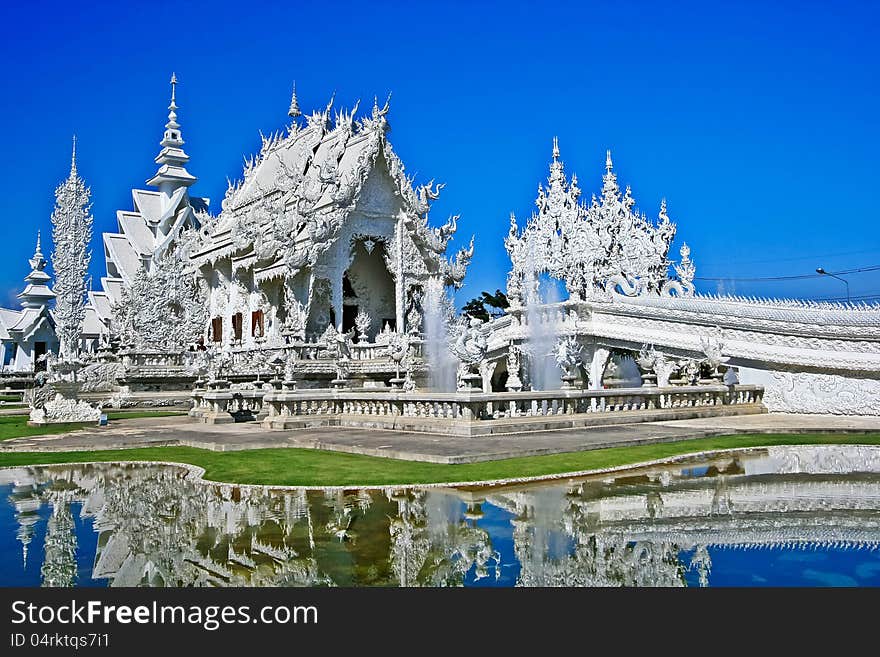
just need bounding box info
[288,81,301,118]
[29,231,45,271]
[167,72,179,130]
[50,142,93,359]
[602,148,618,198]
[146,72,196,192]
[547,137,566,185]
[70,135,77,177]
[675,242,696,289]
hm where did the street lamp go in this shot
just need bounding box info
[816,267,850,303]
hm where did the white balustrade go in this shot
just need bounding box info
[254,384,763,425]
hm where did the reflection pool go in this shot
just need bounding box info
[2,444,879,587]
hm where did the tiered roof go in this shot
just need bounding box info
[0,233,56,344]
[95,75,208,324]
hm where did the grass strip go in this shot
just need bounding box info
[1,432,878,487]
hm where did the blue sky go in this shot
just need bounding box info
[1,0,878,308]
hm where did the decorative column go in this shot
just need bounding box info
[394,211,405,332]
[331,272,344,332]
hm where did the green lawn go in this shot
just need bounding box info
[0,415,91,441]
[1,432,878,487]
[0,411,186,441]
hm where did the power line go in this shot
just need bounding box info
[698,247,880,267]
[695,264,880,282]
[808,292,880,302]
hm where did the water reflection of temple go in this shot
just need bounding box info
[2,445,879,587]
[1,465,500,587]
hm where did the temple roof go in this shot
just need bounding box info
[96,75,208,314]
[190,94,473,286]
[0,307,53,341]
[17,233,55,309]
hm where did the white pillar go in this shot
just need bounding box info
[331,272,344,332]
[394,212,405,332]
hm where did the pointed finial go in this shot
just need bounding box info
[165,73,180,131]
[170,72,178,106]
[372,93,391,120]
[70,134,78,177]
[28,230,47,272]
[288,81,301,118]
[552,136,560,160]
[606,149,613,172]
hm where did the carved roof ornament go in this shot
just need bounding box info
[506,140,683,301]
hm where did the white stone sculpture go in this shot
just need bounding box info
[700,329,730,381]
[449,317,488,390]
[636,344,660,387]
[506,343,523,392]
[29,393,101,424]
[553,336,583,388]
[354,310,372,343]
[51,137,93,363]
[677,358,702,386]
[653,356,678,388]
[385,332,409,386]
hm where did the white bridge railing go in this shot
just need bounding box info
[190,384,763,425]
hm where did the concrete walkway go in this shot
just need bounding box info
[1,413,878,464]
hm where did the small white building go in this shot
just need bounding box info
[0,235,58,372]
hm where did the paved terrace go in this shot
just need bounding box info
[2,413,879,464]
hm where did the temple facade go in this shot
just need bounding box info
[95,79,472,359]
[189,88,472,350]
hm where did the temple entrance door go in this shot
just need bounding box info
[34,341,47,372]
[344,239,396,341]
[342,305,357,334]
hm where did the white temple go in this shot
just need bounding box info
[85,77,472,364]
[8,74,880,421]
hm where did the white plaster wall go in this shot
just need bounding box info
[738,366,880,416]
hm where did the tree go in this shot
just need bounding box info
[51,139,93,362]
[461,289,509,321]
